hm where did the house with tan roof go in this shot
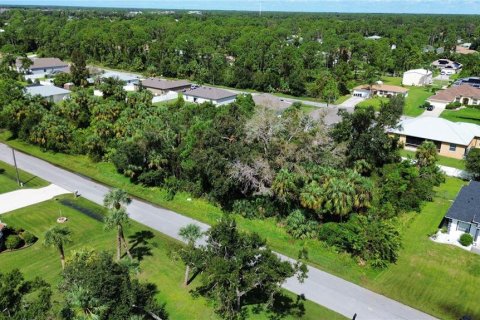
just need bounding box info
[427,84,480,108]
[184,86,237,106]
[389,117,480,159]
[455,45,478,55]
[352,84,409,99]
[139,77,191,95]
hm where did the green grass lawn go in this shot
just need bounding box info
[399,149,466,170]
[1,130,478,319]
[440,108,480,125]
[0,196,345,320]
[356,97,389,110]
[0,160,49,193]
[381,76,433,116]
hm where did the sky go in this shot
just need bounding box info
[1,0,480,14]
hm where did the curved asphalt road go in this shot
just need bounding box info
[0,143,436,320]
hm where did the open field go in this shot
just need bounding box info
[0,159,48,193]
[356,97,389,110]
[440,108,480,125]
[382,76,433,117]
[0,194,345,320]
[399,149,466,170]
[1,131,478,319]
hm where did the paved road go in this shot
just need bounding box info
[0,143,436,320]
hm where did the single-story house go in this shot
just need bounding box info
[139,78,191,95]
[184,86,237,106]
[252,93,292,112]
[427,84,480,108]
[389,117,480,159]
[443,181,480,245]
[455,45,478,55]
[25,84,71,103]
[453,77,480,89]
[100,71,140,85]
[352,84,408,98]
[16,57,69,75]
[431,59,462,75]
[402,69,433,86]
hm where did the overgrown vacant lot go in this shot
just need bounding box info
[0,194,345,320]
[0,159,48,193]
[2,132,479,319]
[440,108,480,125]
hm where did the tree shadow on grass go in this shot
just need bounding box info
[246,290,306,320]
[128,230,155,261]
[438,301,480,320]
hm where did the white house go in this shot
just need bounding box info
[184,87,237,106]
[100,71,141,85]
[443,181,480,246]
[16,57,69,75]
[431,59,462,75]
[402,69,433,86]
[25,85,71,103]
[352,84,409,98]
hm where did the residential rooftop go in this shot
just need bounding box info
[445,181,480,224]
[453,77,480,89]
[25,84,71,97]
[141,78,191,90]
[354,83,409,93]
[390,117,480,146]
[101,71,140,82]
[252,93,291,111]
[17,57,68,70]
[428,84,480,103]
[404,68,432,75]
[184,86,237,100]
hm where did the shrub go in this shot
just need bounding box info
[421,101,432,109]
[21,231,37,245]
[5,235,23,250]
[232,198,277,219]
[0,168,5,174]
[446,101,462,110]
[285,210,318,239]
[440,226,447,234]
[460,233,473,247]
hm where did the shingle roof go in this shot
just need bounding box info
[25,85,71,97]
[354,84,409,94]
[445,181,480,223]
[389,117,480,146]
[428,84,480,103]
[141,78,191,90]
[184,86,237,100]
[26,58,68,70]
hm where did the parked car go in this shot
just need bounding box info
[427,104,435,111]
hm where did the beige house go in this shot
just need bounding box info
[352,84,408,98]
[427,85,480,108]
[139,78,191,95]
[390,117,480,159]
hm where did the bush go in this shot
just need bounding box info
[285,210,318,239]
[0,168,5,174]
[21,231,37,245]
[5,235,23,250]
[232,198,277,219]
[460,233,473,247]
[446,101,462,110]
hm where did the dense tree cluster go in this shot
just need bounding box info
[1,10,479,97]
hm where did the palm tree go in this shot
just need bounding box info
[67,285,107,320]
[178,224,203,286]
[104,189,131,210]
[104,208,132,261]
[103,189,132,261]
[415,141,438,168]
[44,226,72,269]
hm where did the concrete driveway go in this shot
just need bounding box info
[420,104,445,118]
[340,96,365,108]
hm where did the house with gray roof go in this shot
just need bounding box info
[16,57,69,75]
[25,84,71,103]
[139,78,191,95]
[389,117,480,159]
[184,86,237,106]
[443,181,480,245]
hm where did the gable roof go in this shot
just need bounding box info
[354,84,408,94]
[404,69,432,76]
[390,117,480,146]
[184,86,237,100]
[141,78,191,90]
[445,181,480,224]
[101,71,140,82]
[23,57,68,70]
[25,85,71,97]
[428,84,480,103]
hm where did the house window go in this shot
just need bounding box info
[457,221,471,232]
[449,144,457,151]
[474,99,478,105]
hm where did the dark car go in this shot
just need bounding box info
[427,105,435,111]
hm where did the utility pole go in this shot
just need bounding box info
[11,148,20,186]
